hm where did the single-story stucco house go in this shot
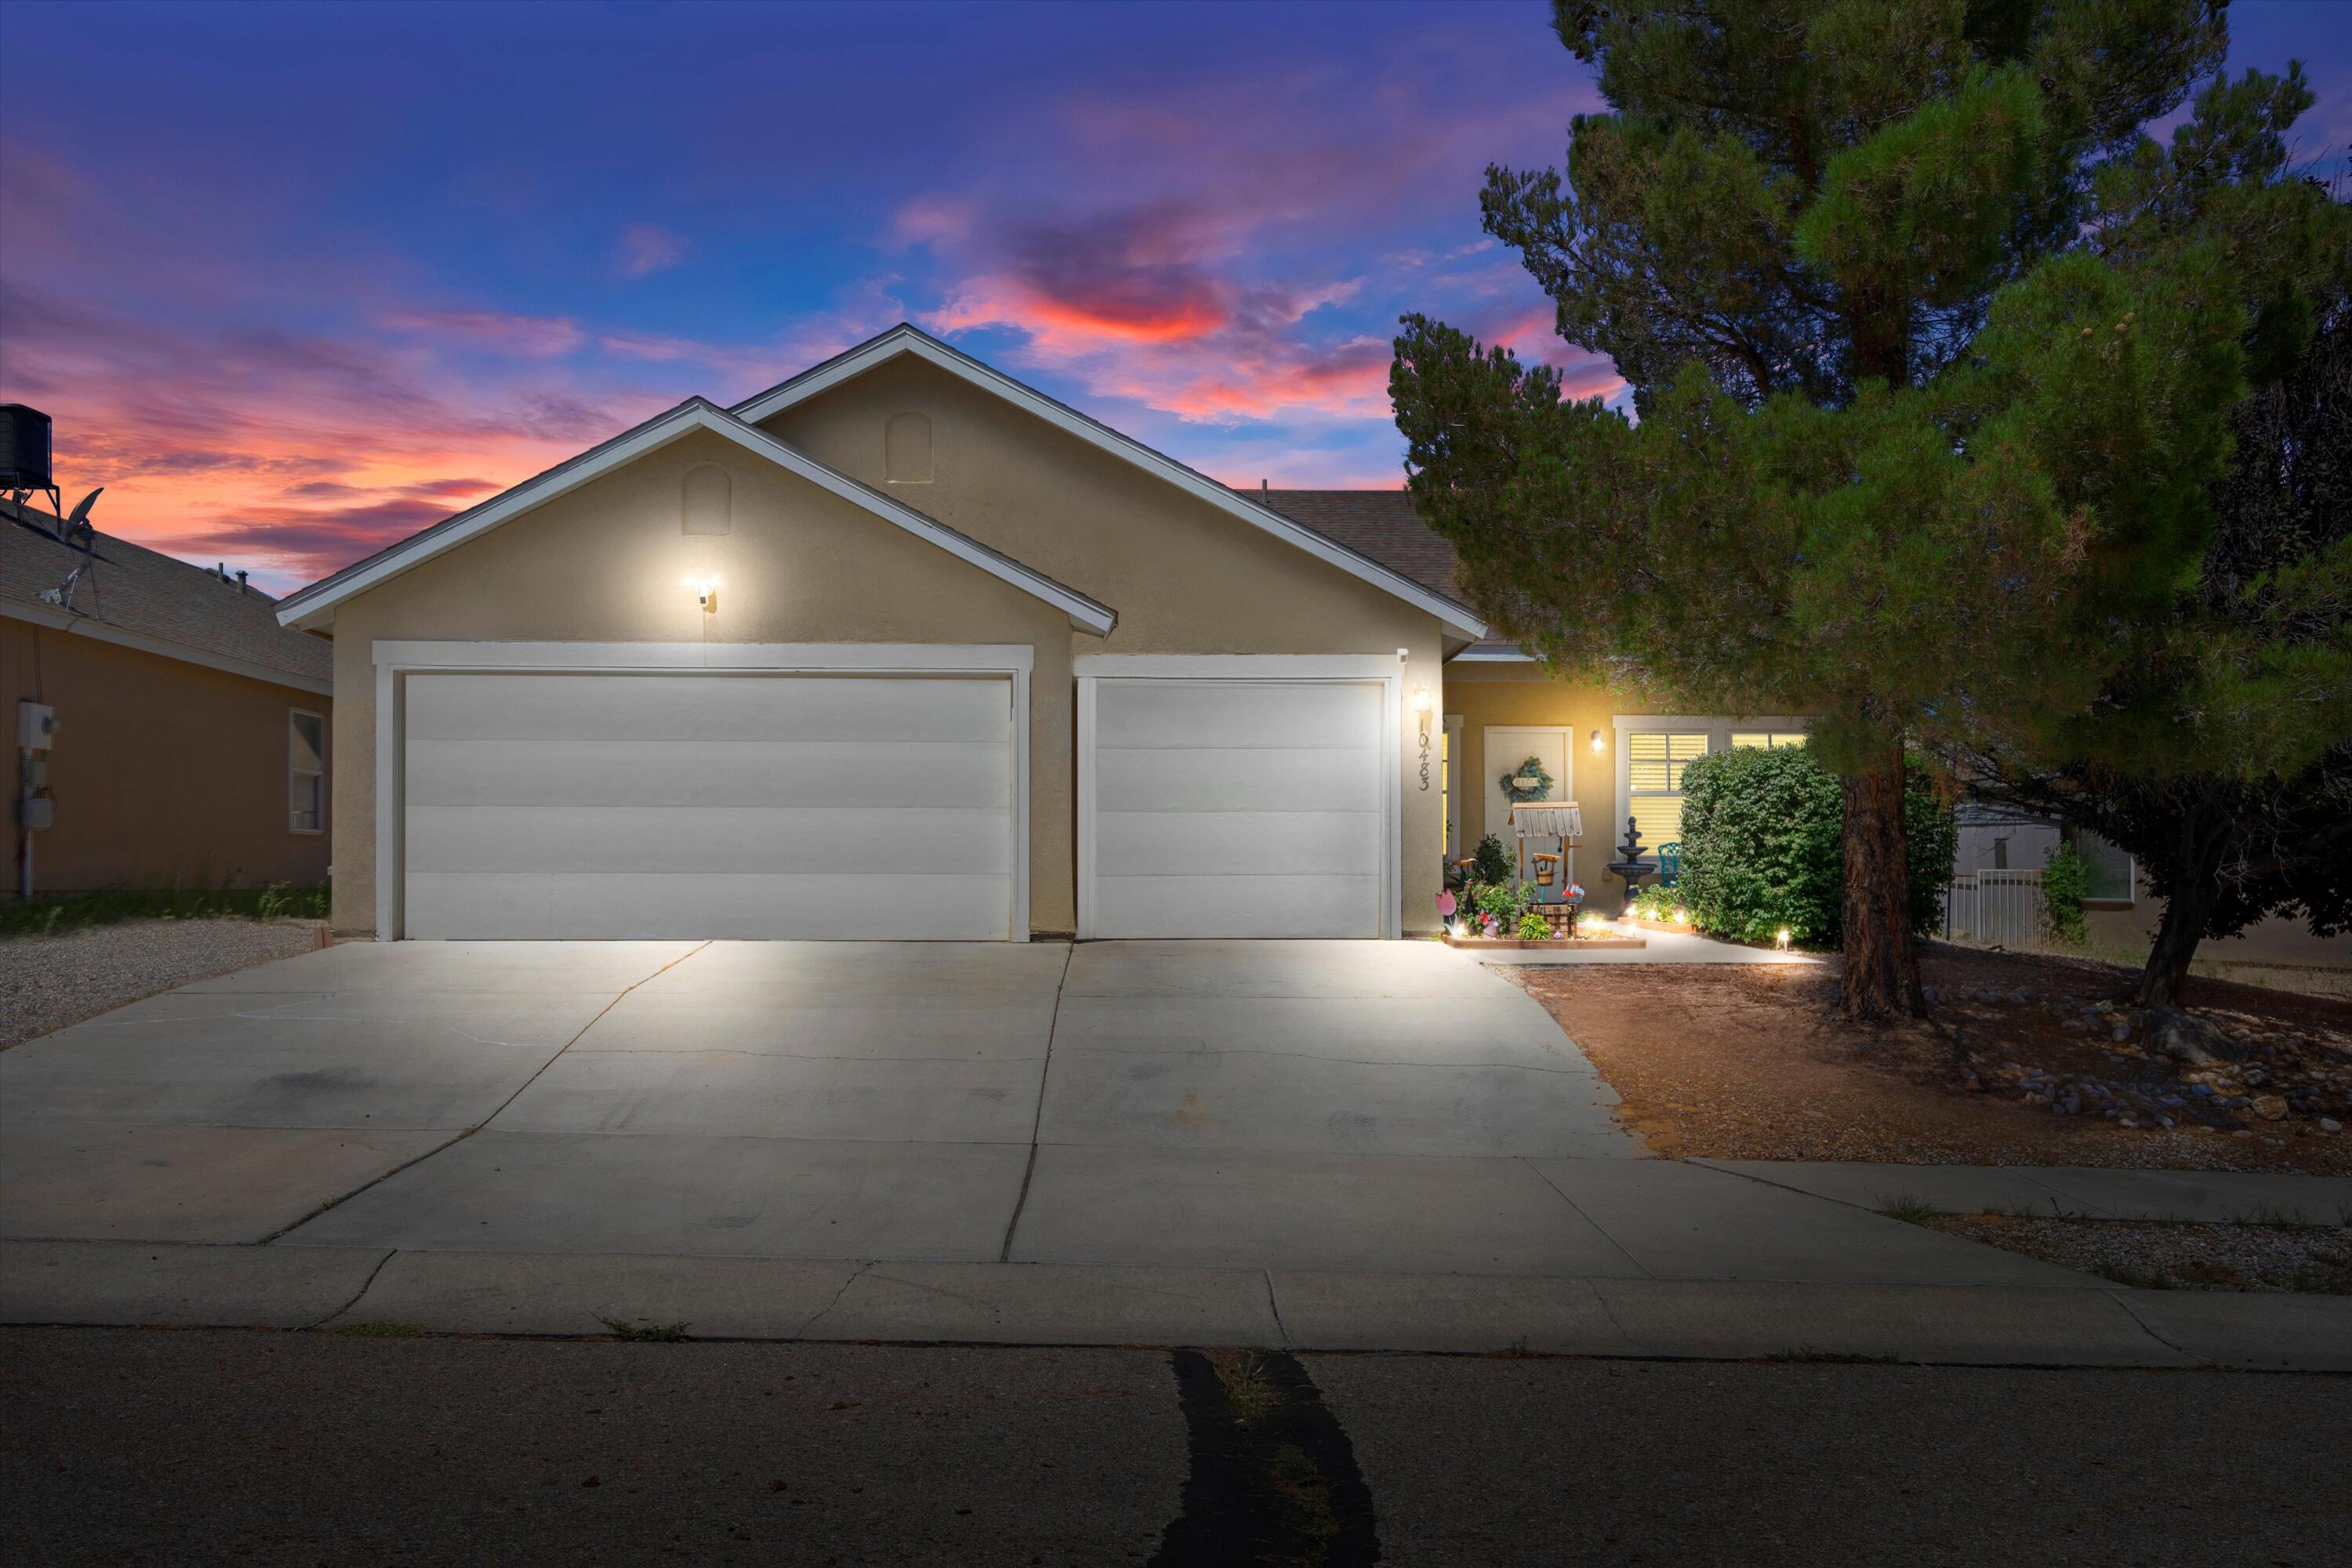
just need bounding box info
[5,495,333,898]
[272,324,1808,942]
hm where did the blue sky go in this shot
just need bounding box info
[2,0,2344,590]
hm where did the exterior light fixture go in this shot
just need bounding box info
[1776,927,1792,949]
[1590,728,1606,753]
[1675,907,1690,925]
[684,576,720,612]
[1411,684,1432,714]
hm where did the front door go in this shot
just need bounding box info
[1482,727,1573,891]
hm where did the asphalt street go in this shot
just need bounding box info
[4,1327,2345,1566]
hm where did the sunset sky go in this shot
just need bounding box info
[3,0,2347,594]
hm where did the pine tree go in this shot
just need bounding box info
[1391,0,2267,1018]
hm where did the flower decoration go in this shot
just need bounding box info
[1500,755,1555,804]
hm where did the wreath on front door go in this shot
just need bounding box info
[1500,755,1554,803]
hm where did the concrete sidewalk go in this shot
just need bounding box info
[5,1240,2347,1370]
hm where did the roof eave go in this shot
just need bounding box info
[731,325,1490,641]
[273,400,1116,636]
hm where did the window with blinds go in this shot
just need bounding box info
[1730,731,1807,750]
[1626,731,1708,852]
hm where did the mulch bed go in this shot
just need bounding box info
[1502,945,2352,1174]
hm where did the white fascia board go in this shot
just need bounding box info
[731,327,1491,642]
[372,640,1033,673]
[274,401,1115,636]
[1073,653,1402,680]
[1448,645,1536,662]
[2,597,333,696]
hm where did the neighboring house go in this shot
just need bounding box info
[1951,802,2347,979]
[269,324,1809,942]
[3,499,333,898]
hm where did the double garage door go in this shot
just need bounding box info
[402,671,1018,940]
[397,665,1390,940]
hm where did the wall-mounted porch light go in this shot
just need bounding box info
[1411,684,1433,715]
[684,576,720,612]
[1590,728,1606,754]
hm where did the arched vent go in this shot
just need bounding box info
[884,412,933,483]
[681,463,731,535]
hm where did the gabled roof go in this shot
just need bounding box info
[273,398,1115,633]
[731,324,1489,641]
[2,499,334,695]
[1246,488,1532,662]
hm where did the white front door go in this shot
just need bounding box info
[1083,675,1388,938]
[1482,726,1573,888]
[401,670,1018,939]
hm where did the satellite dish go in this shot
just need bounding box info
[64,488,101,537]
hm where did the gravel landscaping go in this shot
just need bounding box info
[1505,946,2352,1174]
[0,918,327,1050]
[1924,1214,2352,1294]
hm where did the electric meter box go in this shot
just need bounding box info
[18,702,56,750]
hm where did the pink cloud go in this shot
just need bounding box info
[616,223,688,278]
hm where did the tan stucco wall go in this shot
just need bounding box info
[2086,900,2351,972]
[764,357,1451,932]
[2,618,331,894]
[325,427,1073,936]
[1443,666,1643,891]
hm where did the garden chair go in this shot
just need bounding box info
[1657,842,1681,887]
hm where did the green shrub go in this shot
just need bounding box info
[1677,744,1955,947]
[2040,840,2088,945]
[0,883,329,938]
[1468,833,1515,887]
[1515,909,1552,940]
[1466,880,1530,927]
[1630,885,1682,922]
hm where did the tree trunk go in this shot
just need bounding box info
[2134,811,2227,1008]
[1838,743,1922,1022]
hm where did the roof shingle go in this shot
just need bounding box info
[2,501,334,688]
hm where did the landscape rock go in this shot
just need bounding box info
[2146,1005,2244,1066]
[2250,1094,2288,1123]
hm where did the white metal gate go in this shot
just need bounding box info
[1942,868,2046,948]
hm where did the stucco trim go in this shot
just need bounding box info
[2,597,335,697]
[274,401,1116,635]
[368,640,1034,942]
[1072,652,1403,941]
[732,325,1490,641]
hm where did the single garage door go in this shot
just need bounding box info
[1085,677,1386,938]
[401,670,1017,939]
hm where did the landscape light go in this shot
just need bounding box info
[1776,927,1792,949]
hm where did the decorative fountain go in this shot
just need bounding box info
[1606,815,1653,917]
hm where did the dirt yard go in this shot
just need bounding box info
[1504,945,2352,1174]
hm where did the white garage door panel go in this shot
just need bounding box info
[406,805,1012,876]
[407,739,1011,810]
[402,670,1015,940]
[1091,874,1380,941]
[408,671,1008,743]
[406,872,1014,942]
[1091,746,1379,814]
[1087,677,1387,939]
[1096,681,1380,750]
[1094,809,1381,878]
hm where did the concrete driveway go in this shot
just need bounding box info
[2,938,2081,1287]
